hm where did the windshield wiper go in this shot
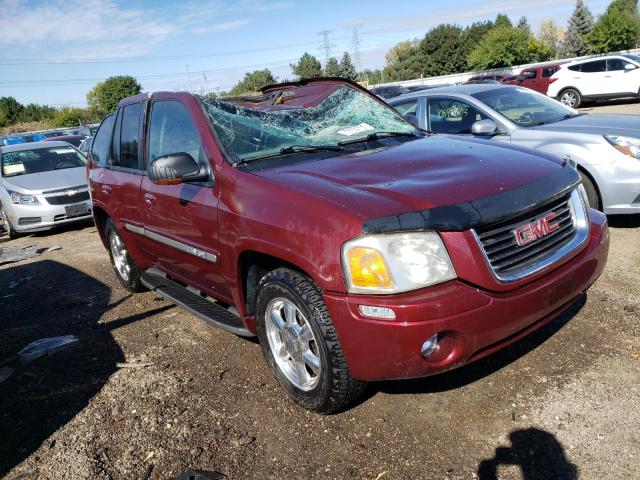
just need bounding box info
[338,131,420,146]
[234,144,345,167]
[529,113,584,127]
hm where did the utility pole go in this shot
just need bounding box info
[202,72,209,94]
[317,30,335,63]
[348,24,362,71]
[186,64,193,92]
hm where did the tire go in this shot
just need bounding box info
[1,206,19,239]
[579,171,601,211]
[104,218,143,292]
[256,268,366,414]
[559,88,581,108]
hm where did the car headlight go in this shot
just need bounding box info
[605,135,640,159]
[342,232,456,294]
[8,190,40,205]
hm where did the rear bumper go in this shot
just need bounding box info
[324,210,609,381]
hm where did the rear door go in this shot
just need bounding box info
[140,98,226,296]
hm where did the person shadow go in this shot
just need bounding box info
[0,259,172,476]
[478,428,578,480]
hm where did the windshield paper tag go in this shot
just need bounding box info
[54,147,76,154]
[337,123,375,136]
[3,163,25,175]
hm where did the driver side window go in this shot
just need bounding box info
[427,98,488,134]
[148,101,204,164]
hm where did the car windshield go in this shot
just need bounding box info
[199,85,417,162]
[472,87,579,127]
[1,146,87,177]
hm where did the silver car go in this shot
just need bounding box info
[389,84,640,214]
[0,141,92,238]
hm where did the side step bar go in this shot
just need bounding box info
[141,269,255,338]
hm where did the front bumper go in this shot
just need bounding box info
[5,200,92,233]
[594,156,640,214]
[324,210,609,381]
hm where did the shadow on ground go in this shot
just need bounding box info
[0,259,167,476]
[478,428,578,480]
[369,295,585,399]
[607,214,640,229]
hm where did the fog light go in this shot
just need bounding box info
[421,334,439,359]
[358,305,396,320]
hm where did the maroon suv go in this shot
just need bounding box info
[88,79,609,413]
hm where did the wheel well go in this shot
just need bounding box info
[92,206,110,245]
[558,86,581,97]
[576,165,602,210]
[239,251,307,317]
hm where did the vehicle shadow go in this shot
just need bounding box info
[607,214,640,229]
[0,259,170,476]
[368,294,585,398]
[478,428,577,480]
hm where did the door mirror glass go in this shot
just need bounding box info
[624,63,637,71]
[471,119,498,136]
[149,152,205,185]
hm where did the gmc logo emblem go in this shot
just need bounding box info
[514,212,560,246]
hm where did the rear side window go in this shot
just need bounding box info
[148,101,203,163]
[119,103,142,169]
[568,65,581,72]
[90,114,115,167]
[581,60,606,73]
[542,67,558,77]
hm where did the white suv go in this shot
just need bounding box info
[547,54,640,108]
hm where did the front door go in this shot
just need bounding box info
[141,99,227,298]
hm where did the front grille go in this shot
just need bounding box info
[475,192,578,280]
[45,190,90,205]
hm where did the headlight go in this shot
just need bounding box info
[8,190,39,205]
[605,135,640,159]
[342,232,456,294]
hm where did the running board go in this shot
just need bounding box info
[141,269,255,338]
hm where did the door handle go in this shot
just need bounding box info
[144,193,156,205]
[101,185,112,195]
[604,75,612,78]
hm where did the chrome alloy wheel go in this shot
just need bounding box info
[109,230,131,281]
[265,297,321,391]
[561,91,577,107]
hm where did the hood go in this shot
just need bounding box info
[254,135,572,223]
[531,114,640,137]
[2,167,87,193]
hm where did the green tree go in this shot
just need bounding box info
[45,107,92,129]
[18,103,56,123]
[562,0,594,57]
[290,52,322,79]
[586,0,640,53]
[358,69,383,85]
[0,97,25,125]
[419,24,467,76]
[495,14,512,29]
[516,16,532,35]
[382,40,423,82]
[339,52,357,80]
[229,69,277,96]
[463,21,495,51]
[538,20,564,59]
[86,75,141,118]
[467,25,532,69]
[528,37,553,62]
[323,56,341,76]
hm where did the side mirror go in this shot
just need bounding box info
[403,113,420,128]
[148,152,208,185]
[471,119,498,136]
[624,63,637,71]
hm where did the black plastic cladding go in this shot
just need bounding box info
[362,167,581,234]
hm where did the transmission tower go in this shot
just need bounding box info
[317,30,335,63]
[348,25,362,71]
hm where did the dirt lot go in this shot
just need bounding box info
[1,101,639,480]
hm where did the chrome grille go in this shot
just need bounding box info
[45,190,90,205]
[474,190,587,281]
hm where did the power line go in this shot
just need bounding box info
[317,30,336,63]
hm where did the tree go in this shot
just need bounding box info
[18,103,56,123]
[0,97,25,125]
[516,16,532,36]
[382,40,423,82]
[419,24,468,76]
[495,14,513,29]
[358,69,383,85]
[538,20,564,59]
[290,52,322,79]
[45,107,92,129]
[561,0,594,57]
[323,56,341,76]
[229,69,276,96]
[467,25,532,69]
[87,75,141,118]
[339,52,357,80]
[463,21,495,50]
[586,0,640,53]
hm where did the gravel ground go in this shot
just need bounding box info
[1,102,639,480]
[578,98,640,114]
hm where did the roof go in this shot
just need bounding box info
[0,141,72,153]
[389,83,506,103]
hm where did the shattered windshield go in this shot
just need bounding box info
[198,85,417,163]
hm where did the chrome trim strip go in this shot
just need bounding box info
[472,189,589,283]
[123,223,217,263]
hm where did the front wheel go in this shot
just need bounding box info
[1,207,19,239]
[559,88,581,108]
[256,268,366,413]
[579,172,601,211]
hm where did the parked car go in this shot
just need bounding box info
[370,84,409,99]
[510,64,563,94]
[45,135,86,147]
[2,135,26,146]
[0,141,92,238]
[88,79,608,413]
[500,74,519,84]
[405,84,452,92]
[389,83,640,214]
[32,131,63,142]
[466,74,511,83]
[78,124,100,137]
[78,136,93,156]
[547,55,640,108]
